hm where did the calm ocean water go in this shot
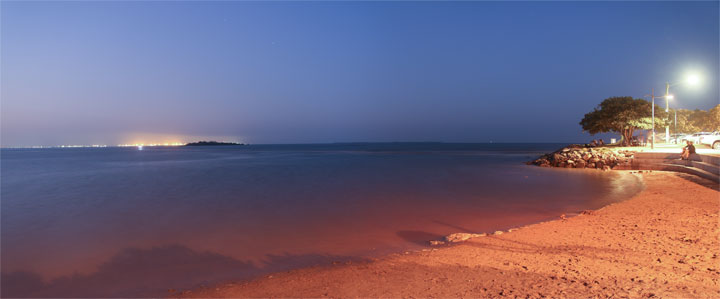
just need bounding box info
[1,143,643,297]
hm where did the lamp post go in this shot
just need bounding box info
[645,89,673,150]
[665,83,671,143]
[658,73,701,145]
[664,74,700,142]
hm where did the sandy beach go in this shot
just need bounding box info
[180,171,719,298]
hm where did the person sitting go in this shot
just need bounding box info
[598,139,605,146]
[681,140,696,160]
[589,139,597,147]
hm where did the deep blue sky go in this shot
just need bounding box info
[2,1,718,146]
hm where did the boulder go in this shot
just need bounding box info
[444,233,485,243]
[528,145,635,171]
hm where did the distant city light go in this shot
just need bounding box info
[3,142,189,149]
[117,142,185,147]
[58,144,108,148]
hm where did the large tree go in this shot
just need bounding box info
[580,96,666,145]
[670,105,720,133]
[671,109,701,134]
[709,104,720,131]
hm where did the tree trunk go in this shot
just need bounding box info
[621,129,632,146]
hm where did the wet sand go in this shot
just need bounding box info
[181,171,719,298]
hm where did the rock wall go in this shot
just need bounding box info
[528,145,635,170]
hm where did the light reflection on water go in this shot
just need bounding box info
[1,144,643,297]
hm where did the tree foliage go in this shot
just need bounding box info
[710,105,720,131]
[580,96,667,145]
[669,104,720,133]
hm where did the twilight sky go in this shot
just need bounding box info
[1,1,718,146]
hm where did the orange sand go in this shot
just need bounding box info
[180,172,719,298]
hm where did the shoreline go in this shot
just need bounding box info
[179,171,719,298]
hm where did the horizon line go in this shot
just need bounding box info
[0,141,598,149]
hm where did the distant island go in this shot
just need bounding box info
[185,141,243,146]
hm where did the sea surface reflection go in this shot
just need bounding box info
[1,143,643,297]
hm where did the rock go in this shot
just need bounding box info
[528,145,634,171]
[429,240,446,246]
[602,165,611,171]
[494,231,503,235]
[445,233,472,242]
[580,210,596,215]
[444,233,485,243]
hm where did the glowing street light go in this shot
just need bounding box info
[663,72,703,143]
[645,89,673,150]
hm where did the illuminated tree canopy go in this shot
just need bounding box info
[579,97,667,145]
[670,105,720,133]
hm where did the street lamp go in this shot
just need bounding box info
[664,74,702,143]
[663,89,673,143]
[645,89,673,150]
